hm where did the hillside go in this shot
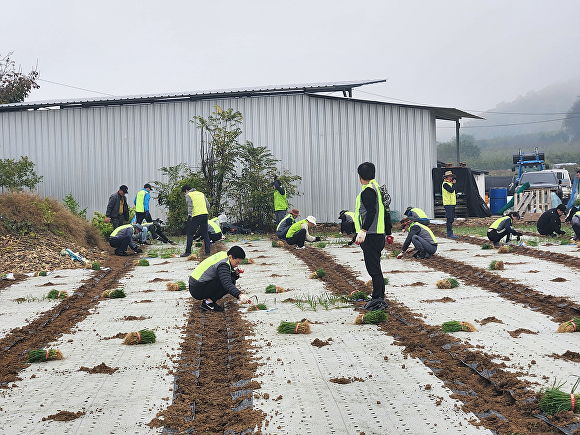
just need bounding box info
[462,77,580,140]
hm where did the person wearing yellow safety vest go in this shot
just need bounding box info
[206,216,224,243]
[188,246,251,312]
[272,175,289,225]
[442,170,458,238]
[134,183,153,224]
[487,212,522,248]
[354,162,388,311]
[571,207,580,241]
[285,216,320,249]
[181,185,211,257]
[404,206,430,225]
[397,217,438,259]
[276,208,299,240]
[109,223,143,256]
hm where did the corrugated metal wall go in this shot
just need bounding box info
[0,94,436,225]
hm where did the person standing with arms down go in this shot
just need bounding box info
[181,185,211,257]
[134,183,153,224]
[354,162,388,311]
[105,185,130,230]
[272,175,288,225]
[442,171,458,238]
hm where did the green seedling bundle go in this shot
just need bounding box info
[92,262,101,270]
[349,290,370,301]
[489,260,504,270]
[277,320,311,334]
[138,259,150,266]
[102,289,126,298]
[28,349,63,363]
[540,379,580,415]
[557,317,580,333]
[47,289,68,299]
[123,329,156,345]
[265,284,287,293]
[166,281,187,291]
[248,303,268,311]
[441,320,478,332]
[310,268,326,279]
[436,278,460,289]
[354,310,387,324]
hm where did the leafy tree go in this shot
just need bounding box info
[563,98,580,140]
[0,52,40,104]
[227,141,301,230]
[437,134,481,164]
[191,106,243,216]
[154,163,205,232]
[0,156,43,192]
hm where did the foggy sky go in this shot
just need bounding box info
[3,0,580,140]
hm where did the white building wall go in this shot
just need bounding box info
[0,94,437,224]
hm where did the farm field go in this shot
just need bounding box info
[1,226,580,434]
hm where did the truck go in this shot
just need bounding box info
[507,148,546,196]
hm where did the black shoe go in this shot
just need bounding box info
[115,251,128,256]
[415,252,426,259]
[200,300,224,312]
[423,253,431,259]
[364,298,388,311]
[180,252,191,257]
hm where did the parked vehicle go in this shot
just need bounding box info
[516,171,563,199]
[507,148,547,195]
[541,168,572,201]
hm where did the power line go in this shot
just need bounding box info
[37,78,116,97]
[441,114,580,129]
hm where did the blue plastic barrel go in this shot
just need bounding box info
[489,188,508,215]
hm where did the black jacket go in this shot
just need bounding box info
[106,192,129,221]
[537,208,562,235]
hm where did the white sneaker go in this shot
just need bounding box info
[295,245,305,250]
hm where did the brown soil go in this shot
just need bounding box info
[421,296,456,303]
[480,316,504,325]
[311,338,331,347]
[507,328,538,338]
[42,410,85,421]
[79,363,119,374]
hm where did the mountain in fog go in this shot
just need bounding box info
[461,77,580,140]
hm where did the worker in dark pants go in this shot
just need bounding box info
[397,217,438,259]
[105,185,129,229]
[285,216,319,248]
[181,185,211,257]
[537,204,567,237]
[487,212,522,247]
[109,223,143,256]
[134,183,153,224]
[188,246,251,312]
[354,162,387,311]
[442,171,457,238]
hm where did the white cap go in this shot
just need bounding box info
[306,216,317,225]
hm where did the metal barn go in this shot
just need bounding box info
[0,80,478,224]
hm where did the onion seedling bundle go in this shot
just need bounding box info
[92,262,101,270]
[481,243,493,250]
[166,281,187,291]
[241,258,255,265]
[349,290,370,301]
[37,271,47,277]
[102,289,126,298]
[265,284,286,293]
[248,304,268,311]
[441,321,478,332]
[28,349,63,363]
[47,289,68,299]
[271,241,279,247]
[277,320,311,334]
[354,310,387,324]
[309,268,326,279]
[497,246,512,253]
[138,259,150,266]
[540,379,580,415]
[557,317,580,333]
[436,278,460,289]
[489,260,504,270]
[123,329,156,345]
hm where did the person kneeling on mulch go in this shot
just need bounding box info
[398,217,438,260]
[188,246,250,312]
[109,223,143,256]
[487,211,522,248]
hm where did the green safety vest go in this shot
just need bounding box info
[489,216,511,230]
[410,208,428,219]
[276,213,295,231]
[191,251,230,282]
[274,189,288,211]
[187,191,208,217]
[208,217,221,234]
[286,219,307,238]
[135,189,147,213]
[110,224,134,238]
[354,179,385,234]
[442,181,456,206]
[344,211,355,222]
[409,222,437,244]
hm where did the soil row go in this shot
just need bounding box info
[288,244,577,434]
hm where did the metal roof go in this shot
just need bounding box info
[0,79,386,112]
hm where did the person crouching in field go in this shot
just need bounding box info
[487,211,522,248]
[188,246,250,312]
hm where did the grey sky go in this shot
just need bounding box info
[3,0,580,140]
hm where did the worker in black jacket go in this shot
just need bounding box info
[537,204,567,237]
[105,185,130,229]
